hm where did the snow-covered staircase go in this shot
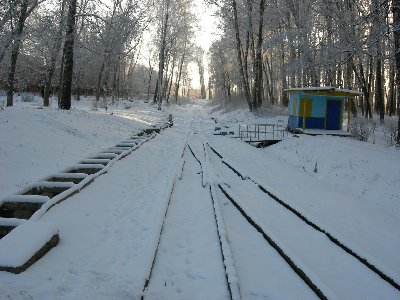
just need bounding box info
[0,120,172,273]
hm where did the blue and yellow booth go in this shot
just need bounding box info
[286,87,362,131]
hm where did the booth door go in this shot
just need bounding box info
[299,98,312,129]
[326,100,341,130]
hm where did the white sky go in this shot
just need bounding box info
[193,2,220,51]
[189,1,220,89]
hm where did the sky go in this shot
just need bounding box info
[193,2,220,51]
[188,1,220,90]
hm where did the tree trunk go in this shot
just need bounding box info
[43,0,66,107]
[375,58,385,123]
[153,79,159,104]
[280,38,288,106]
[166,50,177,103]
[157,1,170,110]
[208,73,213,99]
[372,0,385,123]
[366,58,374,118]
[174,52,185,103]
[6,0,29,107]
[352,58,372,118]
[388,63,395,116]
[263,55,275,105]
[199,64,206,99]
[393,0,400,144]
[251,0,265,110]
[95,58,108,102]
[59,0,77,110]
[147,58,153,101]
[231,0,252,110]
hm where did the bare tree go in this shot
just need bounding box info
[156,0,171,109]
[195,47,207,99]
[393,0,400,144]
[5,0,45,106]
[59,0,77,110]
[42,0,67,107]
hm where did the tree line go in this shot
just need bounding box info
[1,0,400,142]
[207,0,400,142]
[0,0,199,109]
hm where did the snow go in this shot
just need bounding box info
[79,159,111,164]
[0,195,50,205]
[0,218,25,227]
[0,221,58,268]
[88,153,118,159]
[264,134,400,218]
[284,86,363,95]
[209,184,241,300]
[47,173,88,179]
[144,148,229,300]
[0,98,399,299]
[216,186,319,300]
[207,133,400,286]
[29,181,76,189]
[64,164,105,170]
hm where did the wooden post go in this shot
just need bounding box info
[302,100,306,129]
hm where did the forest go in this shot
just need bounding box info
[0,0,399,141]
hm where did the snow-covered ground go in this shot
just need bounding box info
[0,97,399,299]
[209,104,400,219]
[0,97,174,196]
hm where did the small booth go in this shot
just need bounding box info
[285,87,362,131]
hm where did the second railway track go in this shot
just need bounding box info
[199,115,399,299]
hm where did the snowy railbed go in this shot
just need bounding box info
[0,99,399,299]
[206,132,400,291]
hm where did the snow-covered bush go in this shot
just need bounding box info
[383,120,398,146]
[349,117,376,142]
[21,93,35,102]
[123,102,132,109]
[91,97,108,110]
[255,103,288,117]
[90,98,98,110]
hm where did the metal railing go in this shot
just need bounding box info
[238,123,288,142]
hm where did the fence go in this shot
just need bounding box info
[238,123,288,142]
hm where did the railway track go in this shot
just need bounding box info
[183,115,324,299]
[138,111,399,299]
[141,117,234,299]
[199,118,400,299]
[179,114,320,300]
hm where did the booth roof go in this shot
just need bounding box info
[284,87,362,97]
